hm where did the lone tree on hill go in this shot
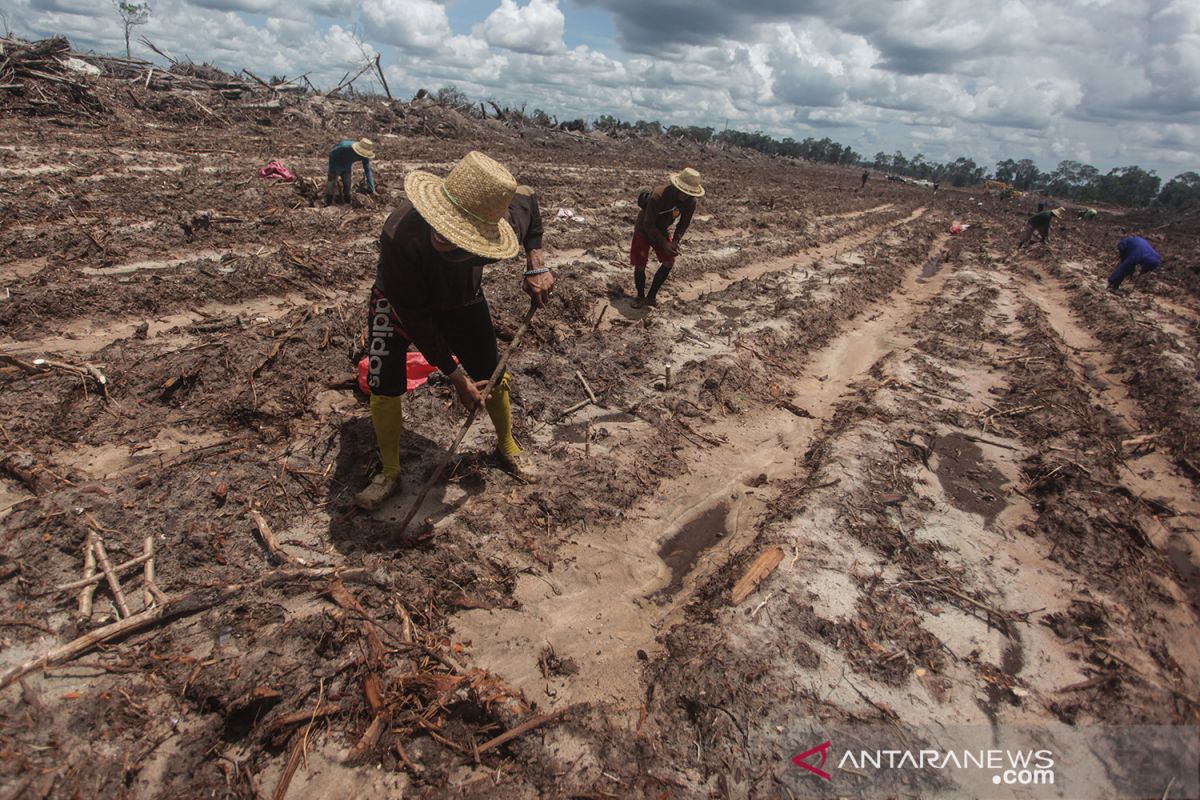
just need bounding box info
[112,0,150,60]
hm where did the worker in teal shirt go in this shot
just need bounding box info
[325,138,376,205]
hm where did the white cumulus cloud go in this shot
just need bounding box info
[477,0,566,54]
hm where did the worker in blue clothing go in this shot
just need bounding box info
[1108,236,1162,292]
[325,138,376,206]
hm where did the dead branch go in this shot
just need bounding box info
[91,536,131,618]
[53,551,152,594]
[142,536,155,609]
[324,57,375,97]
[475,704,584,755]
[730,547,785,605]
[0,583,244,692]
[271,733,306,800]
[575,370,599,405]
[250,509,298,565]
[138,36,176,66]
[78,531,97,618]
[373,53,391,100]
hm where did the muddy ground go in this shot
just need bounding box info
[2,67,1199,799]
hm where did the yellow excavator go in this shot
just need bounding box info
[983,179,1025,198]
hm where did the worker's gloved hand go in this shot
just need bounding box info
[449,368,487,411]
[523,249,553,309]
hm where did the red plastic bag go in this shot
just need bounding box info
[357,351,453,395]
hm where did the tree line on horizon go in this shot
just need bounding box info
[431,86,1199,212]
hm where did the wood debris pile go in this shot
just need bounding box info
[0,35,106,114]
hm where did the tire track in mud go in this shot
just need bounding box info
[813,202,894,222]
[450,220,953,708]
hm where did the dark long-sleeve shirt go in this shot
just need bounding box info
[328,140,375,192]
[1028,210,1055,234]
[1116,236,1161,272]
[635,184,696,251]
[374,191,543,375]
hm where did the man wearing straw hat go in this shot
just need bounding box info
[1016,206,1061,251]
[630,167,705,308]
[355,151,553,510]
[324,138,377,206]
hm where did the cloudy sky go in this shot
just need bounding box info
[7,0,1198,180]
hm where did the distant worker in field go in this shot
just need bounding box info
[631,167,705,308]
[1037,198,1049,212]
[1078,207,1098,220]
[858,170,870,191]
[1107,235,1161,292]
[355,151,552,510]
[324,138,376,206]
[1016,207,1061,250]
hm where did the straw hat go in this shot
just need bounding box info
[1050,208,1062,218]
[670,167,705,197]
[352,139,376,159]
[405,151,519,260]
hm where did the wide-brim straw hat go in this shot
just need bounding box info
[352,139,376,159]
[1050,208,1062,217]
[405,151,519,260]
[670,167,705,197]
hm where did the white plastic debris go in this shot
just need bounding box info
[59,57,102,76]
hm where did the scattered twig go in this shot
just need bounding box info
[91,536,131,618]
[731,546,785,605]
[53,552,152,594]
[1094,645,1200,707]
[0,583,245,692]
[142,536,155,609]
[958,433,1019,451]
[271,733,306,800]
[78,531,97,618]
[250,509,299,565]
[559,398,592,418]
[575,370,599,406]
[591,304,608,332]
[475,704,584,755]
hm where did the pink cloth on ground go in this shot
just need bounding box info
[258,160,295,182]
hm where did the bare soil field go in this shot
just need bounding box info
[2,54,1199,799]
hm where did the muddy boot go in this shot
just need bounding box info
[495,448,539,483]
[323,194,333,207]
[632,267,647,307]
[342,191,352,206]
[355,473,401,510]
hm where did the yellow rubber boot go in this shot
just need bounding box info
[356,394,403,510]
[485,373,520,457]
[371,394,404,477]
[486,374,537,482]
